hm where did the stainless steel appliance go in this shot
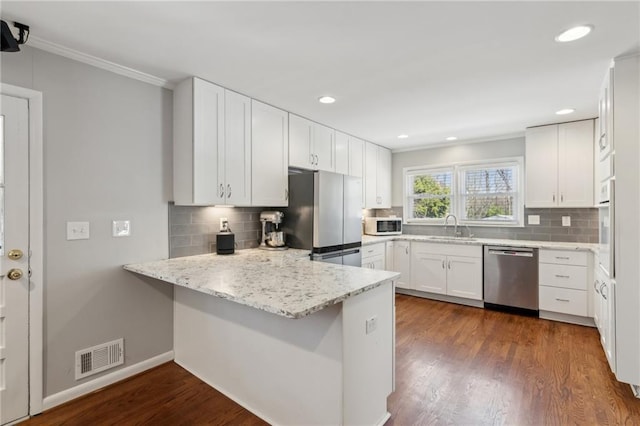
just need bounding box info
[484,246,539,315]
[364,217,402,235]
[259,211,287,250]
[283,171,362,266]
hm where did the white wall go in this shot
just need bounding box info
[391,137,525,206]
[1,46,173,396]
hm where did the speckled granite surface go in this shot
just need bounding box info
[124,248,399,319]
[362,234,597,252]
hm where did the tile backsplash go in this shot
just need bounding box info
[169,203,263,258]
[372,206,598,244]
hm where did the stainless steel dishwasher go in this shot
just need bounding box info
[483,246,539,315]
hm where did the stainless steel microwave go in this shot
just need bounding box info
[364,217,402,235]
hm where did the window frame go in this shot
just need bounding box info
[403,157,525,227]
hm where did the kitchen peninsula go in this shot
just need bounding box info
[125,249,399,426]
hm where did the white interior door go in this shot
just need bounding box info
[0,94,30,425]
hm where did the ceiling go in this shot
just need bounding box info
[2,1,638,151]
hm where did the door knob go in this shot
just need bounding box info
[7,268,23,280]
[8,249,23,260]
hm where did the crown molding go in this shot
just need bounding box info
[391,132,525,153]
[28,36,175,90]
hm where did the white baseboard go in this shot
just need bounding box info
[42,351,174,411]
[376,411,391,426]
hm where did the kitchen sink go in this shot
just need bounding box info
[426,236,477,241]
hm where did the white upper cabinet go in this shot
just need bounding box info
[334,131,349,175]
[252,100,289,206]
[223,90,252,206]
[348,137,364,178]
[525,119,594,208]
[364,142,392,209]
[174,78,252,206]
[289,114,335,172]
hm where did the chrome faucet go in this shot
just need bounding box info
[444,214,460,237]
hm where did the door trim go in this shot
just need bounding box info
[1,83,44,415]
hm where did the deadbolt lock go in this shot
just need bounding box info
[8,249,24,260]
[7,268,23,280]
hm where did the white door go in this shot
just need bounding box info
[364,142,378,208]
[288,114,313,170]
[446,256,483,300]
[392,241,412,290]
[223,90,251,206]
[411,246,446,295]
[558,120,594,207]
[312,123,335,172]
[377,147,391,208]
[525,124,559,207]
[0,95,30,425]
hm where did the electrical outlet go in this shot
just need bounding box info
[528,215,540,225]
[562,216,571,227]
[67,221,90,240]
[366,316,378,334]
[219,217,228,231]
[112,220,131,237]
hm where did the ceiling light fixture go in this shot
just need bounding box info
[555,25,593,43]
[446,136,457,141]
[318,96,335,104]
[398,134,409,139]
[1,20,29,52]
[555,108,575,115]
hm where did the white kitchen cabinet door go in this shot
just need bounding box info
[289,114,313,169]
[349,137,365,207]
[446,256,482,300]
[173,77,225,205]
[411,247,446,295]
[558,120,594,207]
[377,147,392,208]
[393,241,412,290]
[335,131,349,175]
[371,256,385,270]
[252,100,289,206]
[525,124,559,208]
[364,142,378,208]
[313,123,335,172]
[224,90,251,206]
[386,242,394,271]
[349,137,364,178]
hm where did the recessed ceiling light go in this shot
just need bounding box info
[555,25,593,42]
[555,108,575,115]
[398,134,409,139]
[318,96,335,104]
[446,136,457,141]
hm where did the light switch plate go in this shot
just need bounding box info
[112,220,131,237]
[366,316,378,335]
[562,216,571,227]
[528,215,540,225]
[67,221,90,240]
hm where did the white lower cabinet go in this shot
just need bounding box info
[391,241,411,290]
[410,242,482,300]
[539,249,589,317]
[362,243,386,270]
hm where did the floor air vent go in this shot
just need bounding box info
[75,338,124,380]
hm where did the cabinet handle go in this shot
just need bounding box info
[406,246,409,255]
[219,183,225,198]
[442,260,445,269]
[448,260,451,270]
[599,134,606,150]
[227,184,232,198]
[285,188,289,200]
[594,280,600,294]
[601,283,608,300]
[315,154,319,165]
[555,298,571,302]
[553,193,556,202]
[555,274,570,279]
[561,193,564,203]
[555,256,569,260]
[310,153,314,165]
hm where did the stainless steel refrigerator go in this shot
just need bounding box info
[283,171,362,266]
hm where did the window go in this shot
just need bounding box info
[404,158,524,226]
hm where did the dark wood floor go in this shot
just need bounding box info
[22,295,640,425]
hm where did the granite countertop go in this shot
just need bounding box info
[124,248,399,319]
[361,234,598,252]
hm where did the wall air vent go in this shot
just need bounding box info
[75,338,124,380]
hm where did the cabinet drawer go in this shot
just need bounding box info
[411,242,481,258]
[539,264,587,290]
[362,243,385,258]
[540,286,588,316]
[361,254,384,270]
[539,250,588,266]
